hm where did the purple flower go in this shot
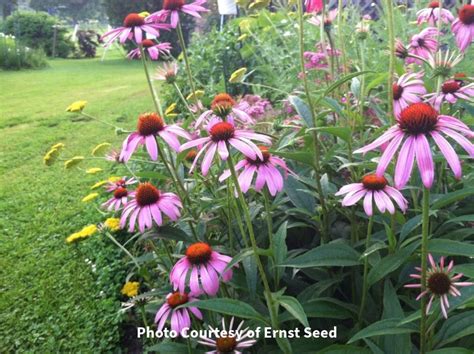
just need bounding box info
[147,0,209,28]
[235,95,272,121]
[170,242,233,296]
[105,177,137,192]
[393,73,427,119]
[425,79,474,110]
[451,5,474,52]
[127,39,172,61]
[407,27,439,64]
[405,254,474,318]
[335,174,408,216]
[154,292,202,334]
[417,1,454,26]
[120,183,182,232]
[354,103,474,189]
[120,112,190,162]
[179,117,272,176]
[103,187,130,211]
[101,13,170,47]
[219,146,293,196]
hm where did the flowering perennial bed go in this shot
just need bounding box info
[45,1,474,353]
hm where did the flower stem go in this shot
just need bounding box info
[139,45,163,117]
[104,231,140,269]
[358,216,374,326]
[385,0,395,123]
[297,0,329,243]
[263,187,278,289]
[337,0,347,75]
[226,150,279,329]
[176,19,197,105]
[420,187,430,354]
[358,39,367,119]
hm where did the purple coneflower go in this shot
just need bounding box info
[425,79,474,110]
[154,292,202,333]
[354,102,474,189]
[179,117,271,176]
[452,5,474,52]
[393,73,427,119]
[405,254,474,318]
[154,61,178,83]
[407,27,439,64]
[120,182,182,232]
[417,1,454,26]
[105,177,137,192]
[127,39,172,60]
[305,0,324,13]
[147,0,208,28]
[335,174,408,216]
[120,112,190,162]
[170,242,233,296]
[219,146,293,196]
[307,8,337,27]
[198,317,257,353]
[101,13,170,46]
[103,187,130,211]
[195,93,255,128]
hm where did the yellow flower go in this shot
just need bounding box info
[64,156,84,169]
[86,167,103,174]
[51,143,65,150]
[66,100,87,113]
[91,180,107,189]
[43,143,65,166]
[65,224,97,244]
[138,11,150,17]
[91,142,111,156]
[108,176,122,183]
[104,218,121,232]
[239,19,252,33]
[165,103,178,118]
[186,90,205,101]
[229,67,247,83]
[82,192,99,202]
[121,281,140,297]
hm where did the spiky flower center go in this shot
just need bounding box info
[393,83,404,100]
[428,1,440,8]
[441,80,461,94]
[427,271,451,295]
[135,183,160,206]
[246,146,271,165]
[185,149,197,161]
[211,93,236,118]
[186,242,212,264]
[167,292,189,308]
[163,0,185,10]
[209,122,235,142]
[361,174,388,190]
[123,13,145,27]
[114,187,128,198]
[398,103,439,135]
[137,113,165,136]
[141,39,155,48]
[459,5,474,25]
[216,336,237,353]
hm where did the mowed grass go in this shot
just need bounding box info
[0,53,157,351]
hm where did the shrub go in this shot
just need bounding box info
[0,32,48,70]
[74,30,100,58]
[1,11,74,58]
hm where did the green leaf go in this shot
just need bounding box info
[140,225,190,242]
[367,242,418,286]
[399,215,422,242]
[322,71,373,97]
[428,239,474,257]
[270,150,314,167]
[281,242,361,268]
[433,311,474,348]
[288,95,313,127]
[224,247,271,273]
[453,264,474,278]
[431,187,474,209]
[134,171,169,180]
[277,295,309,327]
[313,126,352,142]
[318,344,371,354]
[179,298,265,322]
[427,349,473,354]
[285,175,316,214]
[348,318,417,343]
[282,298,354,320]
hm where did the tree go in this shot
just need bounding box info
[29,0,103,23]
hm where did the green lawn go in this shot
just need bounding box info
[0,54,156,351]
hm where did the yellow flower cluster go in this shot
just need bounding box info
[121,281,140,297]
[43,143,65,166]
[82,192,99,202]
[91,142,111,156]
[104,217,121,232]
[66,224,98,244]
[86,167,103,174]
[66,100,87,113]
[64,156,84,169]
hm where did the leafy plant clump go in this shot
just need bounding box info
[0,32,48,70]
